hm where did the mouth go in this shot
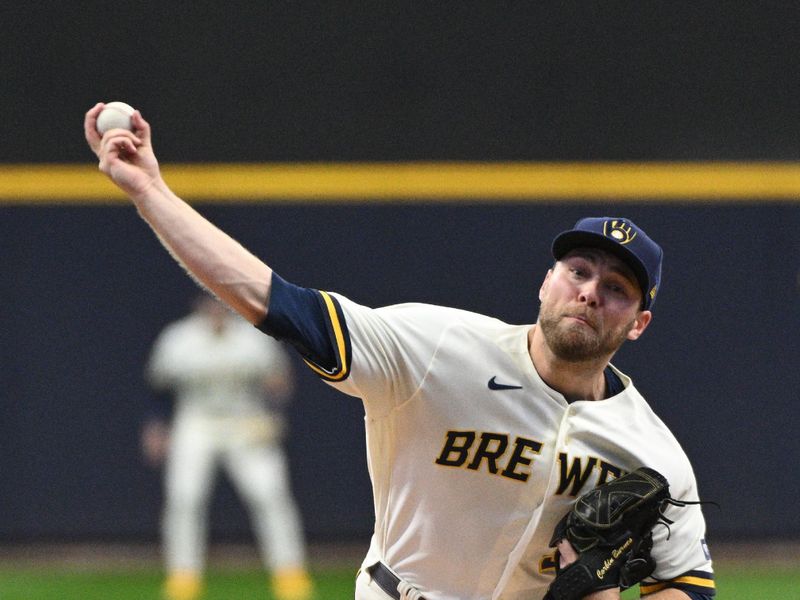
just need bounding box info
[563,314,597,330]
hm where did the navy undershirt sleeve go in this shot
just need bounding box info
[604,367,625,397]
[257,273,336,369]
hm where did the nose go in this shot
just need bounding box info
[577,280,600,307]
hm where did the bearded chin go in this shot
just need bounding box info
[538,314,630,362]
[543,323,602,362]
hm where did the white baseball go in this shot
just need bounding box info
[96,101,136,135]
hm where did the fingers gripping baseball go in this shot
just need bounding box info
[84,102,161,197]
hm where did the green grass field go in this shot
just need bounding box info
[0,565,798,599]
[0,567,354,600]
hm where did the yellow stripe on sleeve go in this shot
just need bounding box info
[640,573,715,595]
[302,291,350,381]
[672,575,716,589]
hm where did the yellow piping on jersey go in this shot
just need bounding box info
[640,574,715,595]
[640,581,668,594]
[302,291,349,381]
[674,575,716,588]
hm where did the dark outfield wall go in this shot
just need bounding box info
[1,4,799,544]
[2,4,800,163]
[2,204,799,544]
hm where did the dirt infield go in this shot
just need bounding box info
[0,540,797,571]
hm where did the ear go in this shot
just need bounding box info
[539,269,554,302]
[626,310,652,341]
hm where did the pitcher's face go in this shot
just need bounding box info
[537,248,651,362]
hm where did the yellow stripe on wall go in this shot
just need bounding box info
[2,162,800,204]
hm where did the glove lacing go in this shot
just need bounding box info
[656,497,720,539]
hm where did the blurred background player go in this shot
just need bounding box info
[141,294,313,600]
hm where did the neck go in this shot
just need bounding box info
[528,325,610,402]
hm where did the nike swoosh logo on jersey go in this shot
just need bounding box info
[488,376,523,390]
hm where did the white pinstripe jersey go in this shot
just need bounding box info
[303,293,714,600]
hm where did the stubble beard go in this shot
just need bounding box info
[537,305,633,363]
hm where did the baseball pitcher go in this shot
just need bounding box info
[85,103,715,600]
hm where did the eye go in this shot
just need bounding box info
[606,280,634,298]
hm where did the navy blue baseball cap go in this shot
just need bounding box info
[551,217,663,310]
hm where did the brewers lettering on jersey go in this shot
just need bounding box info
[85,103,716,600]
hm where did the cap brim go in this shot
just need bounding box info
[552,231,649,305]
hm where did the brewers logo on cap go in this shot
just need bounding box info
[603,220,637,245]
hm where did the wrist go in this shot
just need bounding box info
[129,173,166,203]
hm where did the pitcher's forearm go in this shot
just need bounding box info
[132,180,272,324]
[86,104,273,324]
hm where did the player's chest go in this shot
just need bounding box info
[394,366,647,494]
[168,330,261,371]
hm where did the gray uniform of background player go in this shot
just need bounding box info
[143,296,309,579]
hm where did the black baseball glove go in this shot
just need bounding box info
[543,466,674,600]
